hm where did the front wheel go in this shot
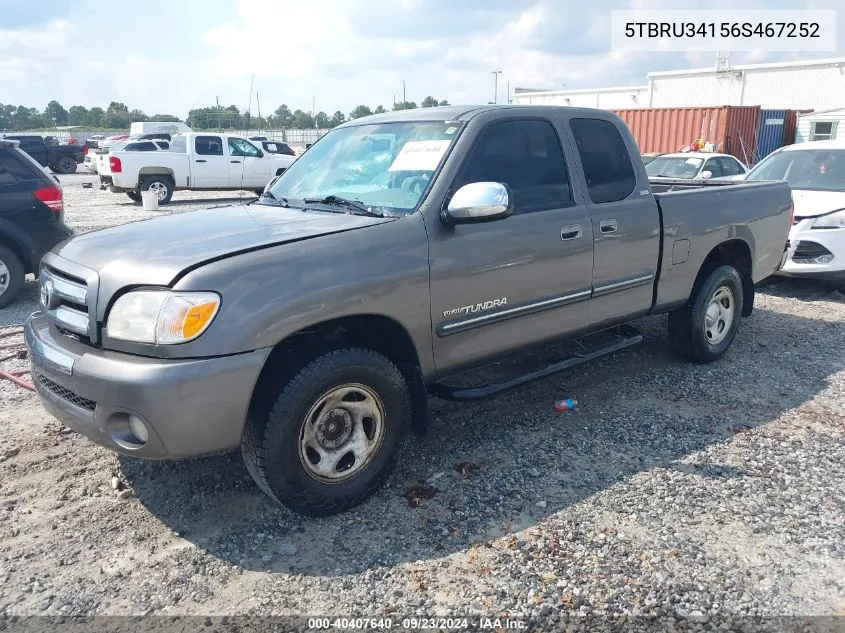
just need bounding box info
[54,156,77,174]
[140,176,173,205]
[668,264,744,363]
[242,348,410,516]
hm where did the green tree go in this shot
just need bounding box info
[128,109,148,122]
[272,104,292,128]
[373,105,386,114]
[420,96,439,108]
[0,103,14,130]
[67,105,88,126]
[314,111,330,128]
[44,100,68,125]
[86,107,104,127]
[439,99,450,106]
[148,114,180,122]
[393,101,417,111]
[329,111,346,127]
[348,105,373,120]
[291,109,314,129]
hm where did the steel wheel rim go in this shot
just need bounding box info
[0,260,9,295]
[148,182,168,201]
[704,285,735,345]
[298,383,386,483]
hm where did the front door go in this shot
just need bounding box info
[565,117,661,328]
[227,137,271,189]
[428,117,594,376]
[191,135,229,188]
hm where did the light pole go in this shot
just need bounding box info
[491,70,502,104]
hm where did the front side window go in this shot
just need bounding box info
[267,120,463,215]
[0,152,34,185]
[228,138,260,157]
[718,157,744,176]
[195,135,223,156]
[570,118,636,203]
[454,119,572,213]
[746,148,845,192]
[703,159,723,178]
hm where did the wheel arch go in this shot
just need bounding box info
[694,239,754,317]
[248,314,429,437]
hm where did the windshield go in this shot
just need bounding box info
[110,141,127,152]
[746,148,845,192]
[646,156,704,178]
[266,120,463,215]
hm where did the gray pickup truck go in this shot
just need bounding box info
[25,106,792,516]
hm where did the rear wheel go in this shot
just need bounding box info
[668,265,744,363]
[0,245,25,309]
[242,348,410,516]
[140,176,173,205]
[54,156,77,174]
[126,191,141,203]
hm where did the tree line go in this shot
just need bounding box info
[1,96,450,132]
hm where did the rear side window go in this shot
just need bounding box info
[570,118,637,204]
[195,135,223,156]
[455,119,572,213]
[0,149,38,185]
[158,141,170,150]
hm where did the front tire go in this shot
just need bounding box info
[242,348,410,516]
[668,265,744,363]
[140,176,173,205]
[54,156,77,174]
[0,245,25,309]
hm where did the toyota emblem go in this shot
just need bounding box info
[41,278,55,309]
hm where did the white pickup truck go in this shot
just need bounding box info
[101,133,296,204]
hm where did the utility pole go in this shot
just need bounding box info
[491,70,502,104]
[216,96,220,130]
[402,80,406,107]
[256,92,261,128]
[246,74,255,130]
[506,81,510,104]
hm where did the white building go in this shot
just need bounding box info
[795,108,845,143]
[513,57,845,112]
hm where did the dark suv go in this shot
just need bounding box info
[0,139,74,307]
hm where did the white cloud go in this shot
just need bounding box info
[0,20,74,81]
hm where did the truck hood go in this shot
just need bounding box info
[52,203,395,287]
[791,189,845,218]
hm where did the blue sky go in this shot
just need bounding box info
[1,0,842,119]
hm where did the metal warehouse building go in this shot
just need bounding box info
[513,57,845,111]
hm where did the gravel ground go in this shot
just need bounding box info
[1,173,844,630]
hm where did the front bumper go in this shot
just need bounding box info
[775,221,845,281]
[25,312,272,459]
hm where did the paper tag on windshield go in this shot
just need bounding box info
[389,140,451,171]
[685,158,700,165]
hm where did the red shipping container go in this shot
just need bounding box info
[609,106,761,165]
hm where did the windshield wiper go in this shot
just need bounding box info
[256,190,290,207]
[303,195,384,217]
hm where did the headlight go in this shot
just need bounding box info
[106,290,220,344]
[811,209,845,229]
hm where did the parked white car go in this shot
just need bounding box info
[747,140,845,291]
[101,133,296,204]
[646,152,748,181]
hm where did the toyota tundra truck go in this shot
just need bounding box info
[25,106,792,516]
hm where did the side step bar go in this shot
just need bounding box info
[429,324,643,402]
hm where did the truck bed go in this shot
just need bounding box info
[651,179,793,313]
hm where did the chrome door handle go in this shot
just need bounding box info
[561,224,583,241]
[600,219,618,233]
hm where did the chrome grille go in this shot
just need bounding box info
[35,373,96,411]
[40,265,95,343]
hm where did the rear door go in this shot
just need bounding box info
[565,116,661,328]
[428,115,594,374]
[191,135,229,187]
[227,137,270,189]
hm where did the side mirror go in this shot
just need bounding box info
[442,182,513,225]
[257,149,264,158]
[700,170,713,180]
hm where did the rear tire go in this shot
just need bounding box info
[668,265,744,363]
[54,156,77,174]
[0,245,25,309]
[126,191,141,203]
[242,348,410,516]
[140,176,173,205]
